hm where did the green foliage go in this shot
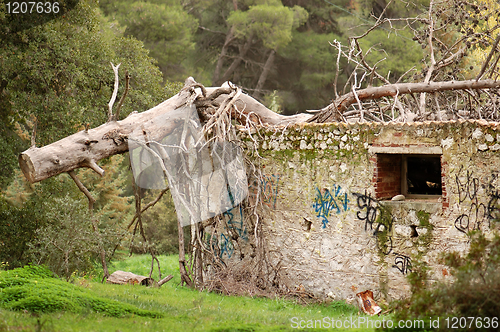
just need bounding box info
[26,195,101,280]
[0,128,25,190]
[359,0,430,19]
[77,155,134,233]
[100,0,198,81]
[227,2,308,50]
[0,265,162,317]
[262,90,283,114]
[278,30,344,111]
[0,175,80,269]
[327,300,360,315]
[0,255,364,331]
[358,29,423,82]
[393,229,500,330]
[0,0,165,189]
[1,0,156,145]
[164,80,185,99]
[123,1,198,80]
[0,156,133,277]
[129,191,180,255]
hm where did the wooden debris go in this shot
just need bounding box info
[107,270,169,287]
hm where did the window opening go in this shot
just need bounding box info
[403,155,442,197]
[375,153,442,200]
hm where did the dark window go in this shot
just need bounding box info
[375,153,442,199]
[404,155,442,196]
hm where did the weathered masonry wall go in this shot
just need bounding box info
[214,120,500,303]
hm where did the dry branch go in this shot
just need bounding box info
[108,62,121,121]
[308,79,500,123]
[115,70,130,121]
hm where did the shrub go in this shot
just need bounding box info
[390,230,500,331]
[2,155,133,278]
[26,195,103,280]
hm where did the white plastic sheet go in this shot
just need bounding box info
[128,104,248,227]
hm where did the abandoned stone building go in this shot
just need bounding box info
[207,120,500,303]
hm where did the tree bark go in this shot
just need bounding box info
[178,219,193,287]
[20,78,500,184]
[107,270,155,286]
[217,34,253,86]
[18,80,311,184]
[212,27,236,86]
[253,49,276,99]
[212,0,239,85]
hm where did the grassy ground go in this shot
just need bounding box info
[0,255,383,332]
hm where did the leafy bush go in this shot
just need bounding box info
[1,155,133,279]
[26,195,102,279]
[0,176,79,269]
[390,229,500,331]
[0,196,39,269]
[0,265,162,318]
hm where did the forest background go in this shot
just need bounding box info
[0,0,479,276]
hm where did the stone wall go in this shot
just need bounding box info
[207,120,500,303]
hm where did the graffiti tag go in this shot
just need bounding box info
[392,253,412,275]
[249,174,280,209]
[352,191,393,255]
[313,184,349,228]
[223,205,248,241]
[454,169,499,234]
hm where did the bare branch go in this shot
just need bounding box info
[30,115,37,148]
[108,62,121,122]
[82,159,105,177]
[68,170,96,210]
[126,188,169,231]
[309,79,500,123]
[419,0,436,114]
[477,34,500,81]
[68,169,109,279]
[333,40,342,98]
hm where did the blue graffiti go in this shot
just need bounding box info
[204,205,247,260]
[223,205,248,241]
[313,184,350,228]
[205,232,234,259]
[219,233,234,258]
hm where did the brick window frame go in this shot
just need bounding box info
[369,146,446,204]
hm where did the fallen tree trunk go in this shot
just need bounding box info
[106,270,173,287]
[19,79,312,184]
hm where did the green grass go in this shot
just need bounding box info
[0,255,382,331]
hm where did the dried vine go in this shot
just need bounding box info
[179,81,293,297]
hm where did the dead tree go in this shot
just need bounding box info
[19,79,311,184]
[18,2,500,180]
